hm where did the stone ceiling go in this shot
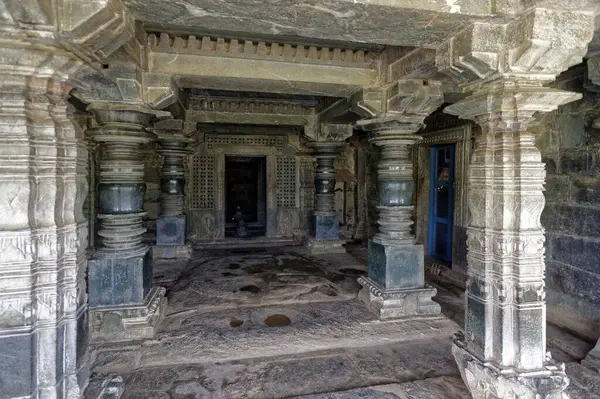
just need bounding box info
[125,0,490,49]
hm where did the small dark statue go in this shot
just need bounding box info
[233,206,248,238]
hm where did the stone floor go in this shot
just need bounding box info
[85,246,600,399]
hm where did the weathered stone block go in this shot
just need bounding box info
[89,286,167,343]
[0,332,32,397]
[559,148,592,174]
[313,214,339,240]
[152,244,192,259]
[157,216,186,246]
[572,176,600,204]
[543,175,570,203]
[306,237,345,255]
[548,235,600,278]
[368,240,424,290]
[542,205,600,238]
[358,277,440,319]
[88,250,152,307]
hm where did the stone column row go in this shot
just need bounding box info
[86,104,168,342]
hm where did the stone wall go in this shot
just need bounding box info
[534,71,600,341]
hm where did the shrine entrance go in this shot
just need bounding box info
[225,156,267,237]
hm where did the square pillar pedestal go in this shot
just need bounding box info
[307,214,345,255]
[88,250,167,342]
[358,240,440,318]
[154,216,191,259]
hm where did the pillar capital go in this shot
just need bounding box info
[356,79,444,134]
[445,79,582,131]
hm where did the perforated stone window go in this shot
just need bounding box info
[189,155,215,209]
[276,156,297,207]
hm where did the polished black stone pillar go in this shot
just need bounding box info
[86,103,168,342]
[306,141,344,254]
[154,119,193,258]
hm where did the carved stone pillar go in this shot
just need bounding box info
[306,141,345,254]
[0,47,87,398]
[86,103,168,342]
[445,80,582,398]
[356,121,441,319]
[154,119,193,259]
[355,80,443,319]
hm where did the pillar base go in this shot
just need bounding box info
[452,337,570,399]
[368,240,425,289]
[89,286,167,343]
[306,237,346,255]
[582,339,600,372]
[313,214,340,240]
[152,243,192,260]
[157,216,186,246]
[358,276,440,318]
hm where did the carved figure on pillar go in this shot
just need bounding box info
[154,119,194,259]
[356,79,443,319]
[445,79,582,399]
[86,102,170,342]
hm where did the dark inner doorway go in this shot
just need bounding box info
[427,144,455,263]
[225,156,267,237]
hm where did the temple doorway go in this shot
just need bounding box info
[427,144,455,263]
[225,155,267,237]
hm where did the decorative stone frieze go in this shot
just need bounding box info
[356,79,443,318]
[86,102,169,343]
[147,33,378,68]
[154,119,194,258]
[445,79,583,398]
[0,45,87,398]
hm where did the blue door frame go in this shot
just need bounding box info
[427,145,455,263]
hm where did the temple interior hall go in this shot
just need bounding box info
[1,1,600,398]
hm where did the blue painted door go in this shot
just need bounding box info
[427,145,455,263]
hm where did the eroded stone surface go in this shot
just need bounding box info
[167,249,366,313]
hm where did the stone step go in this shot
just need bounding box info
[89,336,465,399]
